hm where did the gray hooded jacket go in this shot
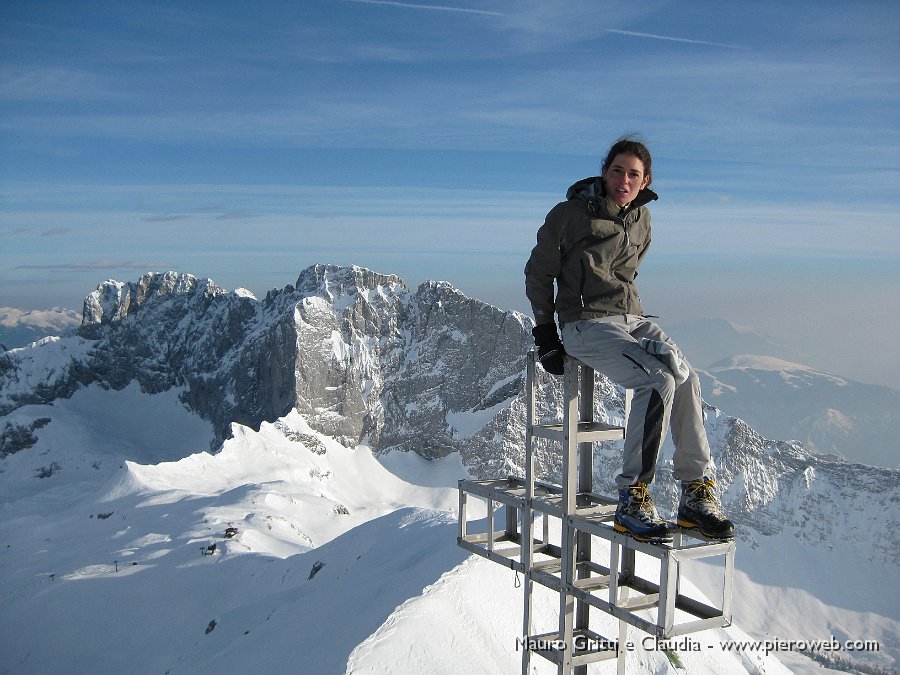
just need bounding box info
[524,176,659,326]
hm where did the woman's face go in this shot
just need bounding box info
[603,153,650,207]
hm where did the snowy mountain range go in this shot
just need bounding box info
[7,307,895,471]
[666,318,899,468]
[1,264,897,674]
[0,306,81,351]
[699,355,899,469]
[665,317,809,369]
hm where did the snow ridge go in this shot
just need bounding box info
[2,265,896,562]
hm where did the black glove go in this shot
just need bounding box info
[532,323,566,375]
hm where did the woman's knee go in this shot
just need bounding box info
[680,365,701,391]
[654,369,676,402]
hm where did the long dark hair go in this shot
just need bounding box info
[601,135,652,186]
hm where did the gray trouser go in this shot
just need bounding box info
[561,316,712,487]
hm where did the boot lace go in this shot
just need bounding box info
[686,479,724,517]
[628,483,661,523]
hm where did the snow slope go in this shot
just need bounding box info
[1,380,215,503]
[1,408,459,674]
[2,398,792,675]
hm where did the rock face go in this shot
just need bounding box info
[663,410,897,563]
[1,265,533,458]
[1,264,897,564]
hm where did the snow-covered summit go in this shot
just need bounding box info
[707,353,848,384]
[699,353,899,468]
[0,306,81,332]
[293,263,407,302]
[0,306,82,351]
[82,271,224,326]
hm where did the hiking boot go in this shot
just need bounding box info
[677,477,734,540]
[614,482,674,543]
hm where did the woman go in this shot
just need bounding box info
[524,136,733,542]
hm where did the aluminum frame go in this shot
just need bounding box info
[456,351,736,674]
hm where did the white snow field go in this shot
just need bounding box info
[1,386,894,674]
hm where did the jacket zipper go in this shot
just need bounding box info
[617,205,631,246]
[579,260,586,307]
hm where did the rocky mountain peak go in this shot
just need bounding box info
[82,271,223,326]
[294,263,407,302]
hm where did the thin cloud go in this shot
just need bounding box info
[142,214,189,222]
[41,227,72,237]
[605,28,749,50]
[17,260,170,271]
[217,210,254,221]
[343,0,505,17]
[0,66,115,102]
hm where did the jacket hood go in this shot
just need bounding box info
[566,176,658,213]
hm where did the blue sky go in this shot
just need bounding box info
[1,0,899,387]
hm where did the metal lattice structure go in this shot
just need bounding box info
[458,352,736,674]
